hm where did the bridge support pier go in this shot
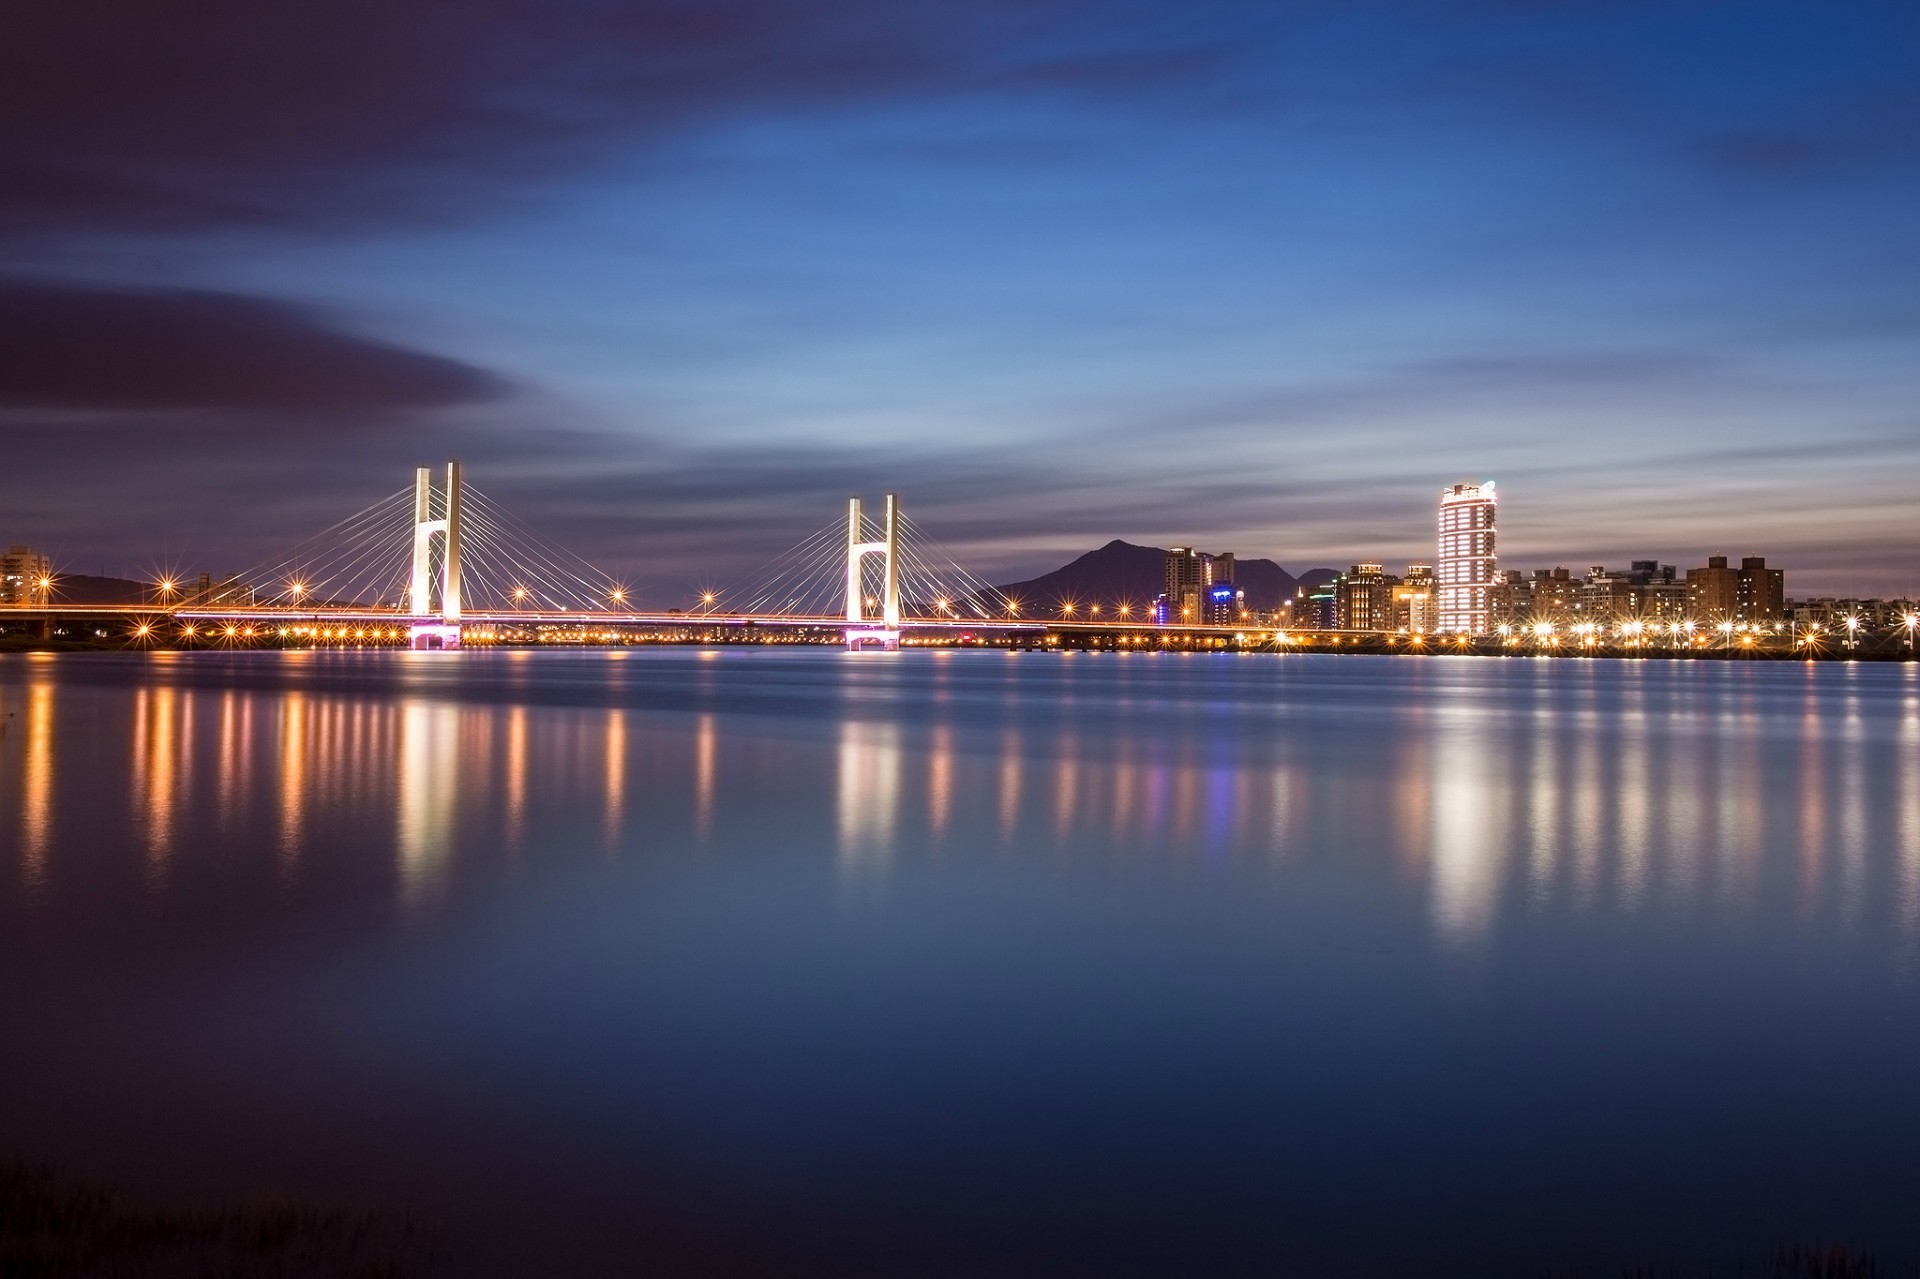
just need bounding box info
[844,492,901,651]
[408,460,464,649]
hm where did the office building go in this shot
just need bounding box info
[1437,481,1497,634]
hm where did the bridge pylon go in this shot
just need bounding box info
[844,493,900,651]
[408,459,464,650]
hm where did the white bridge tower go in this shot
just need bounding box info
[408,459,464,650]
[844,493,900,651]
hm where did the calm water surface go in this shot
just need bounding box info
[2,650,1918,1276]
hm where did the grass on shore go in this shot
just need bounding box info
[0,1158,445,1278]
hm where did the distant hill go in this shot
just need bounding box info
[994,540,1337,613]
[47,574,153,605]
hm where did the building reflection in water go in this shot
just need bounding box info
[278,693,308,872]
[837,719,901,875]
[1430,705,1505,954]
[217,691,240,821]
[927,723,953,842]
[18,679,54,887]
[504,705,528,853]
[603,709,627,849]
[1570,725,1604,911]
[397,699,459,912]
[1265,760,1293,863]
[6,657,1918,959]
[1391,727,1430,882]
[1523,708,1558,901]
[1837,694,1868,928]
[997,727,1022,843]
[132,685,188,890]
[693,713,716,845]
[1052,734,1080,844]
[1796,692,1826,917]
[1615,713,1652,910]
[1901,686,1920,936]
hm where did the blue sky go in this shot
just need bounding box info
[2,0,1915,597]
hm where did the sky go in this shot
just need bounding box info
[2,0,1916,599]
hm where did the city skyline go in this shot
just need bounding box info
[3,2,1917,598]
[0,465,1905,607]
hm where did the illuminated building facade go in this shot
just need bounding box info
[1489,567,1576,629]
[186,572,256,606]
[1393,563,1435,633]
[1158,547,1235,624]
[1204,582,1246,626]
[1335,562,1394,631]
[1,545,51,605]
[1686,555,1784,623]
[1437,481,1497,633]
[1581,561,1687,622]
[1734,556,1784,621]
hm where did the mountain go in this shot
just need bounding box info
[46,574,153,605]
[993,540,1337,613]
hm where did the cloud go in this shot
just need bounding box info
[1694,130,1840,176]
[0,0,1246,239]
[0,279,507,412]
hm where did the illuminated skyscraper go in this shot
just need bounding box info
[1437,481,1497,634]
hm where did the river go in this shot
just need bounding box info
[2,649,1916,1275]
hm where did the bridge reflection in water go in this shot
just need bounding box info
[0,651,1916,955]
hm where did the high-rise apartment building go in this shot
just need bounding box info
[1204,582,1246,626]
[1159,547,1234,624]
[1489,566,1578,628]
[1734,556,1784,621]
[1684,555,1785,623]
[1393,564,1436,633]
[1,545,51,605]
[1581,561,1687,622]
[1335,562,1395,631]
[1437,481,1497,634]
[1685,555,1738,619]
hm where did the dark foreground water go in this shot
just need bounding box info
[1,649,1917,1276]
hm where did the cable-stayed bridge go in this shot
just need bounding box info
[13,462,1886,657]
[20,460,1199,650]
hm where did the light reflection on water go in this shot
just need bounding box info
[5,650,1919,951]
[2,650,1919,1276]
